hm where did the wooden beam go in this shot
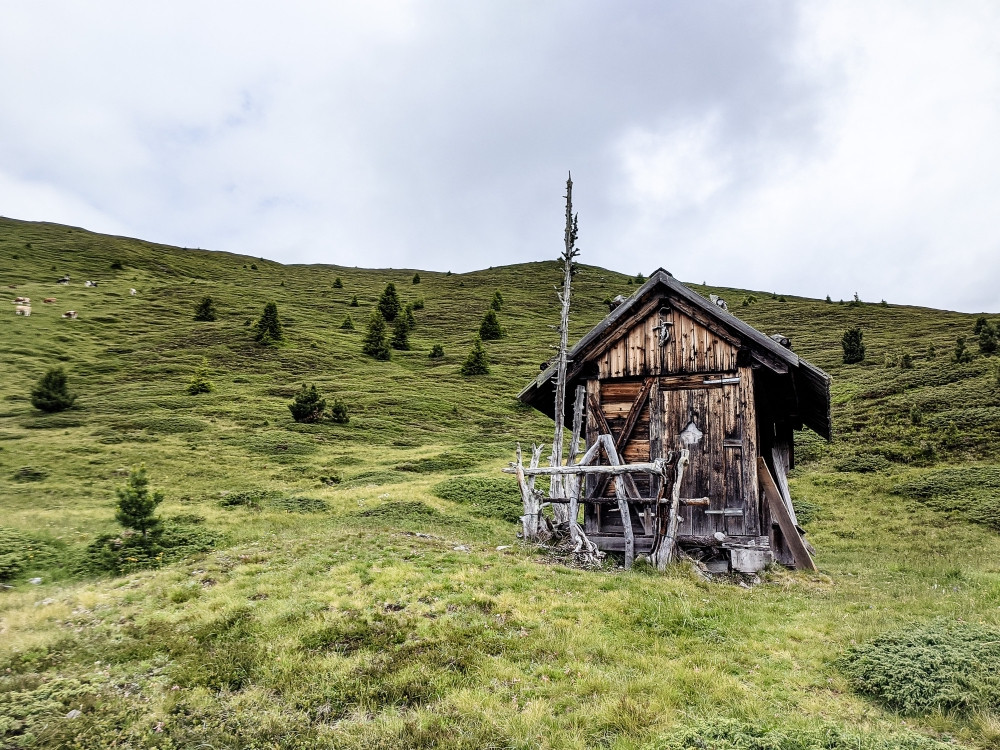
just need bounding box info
[602,435,635,569]
[502,462,668,477]
[757,457,816,571]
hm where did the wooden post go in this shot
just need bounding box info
[654,449,689,570]
[600,435,634,569]
[566,385,586,546]
[517,443,545,540]
[757,457,816,571]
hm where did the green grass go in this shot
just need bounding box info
[1,217,999,748]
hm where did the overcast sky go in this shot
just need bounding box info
[2,1,999,312]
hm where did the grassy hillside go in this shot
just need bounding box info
[1,216,999,749]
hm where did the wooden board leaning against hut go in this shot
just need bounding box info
[515,269,832,574]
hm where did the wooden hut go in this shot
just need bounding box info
[518,269,832,572]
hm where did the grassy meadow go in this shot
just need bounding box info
[1,217,999,749]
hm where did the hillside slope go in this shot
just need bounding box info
[1,217,998,749]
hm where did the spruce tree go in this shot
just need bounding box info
[391,314,411,350]
[362,310,391,360]
[377,282,402,322]
[340,315,355,330]
[841,327,865,364]
[115,466,163,539]
[289,384,326,422]
[333,276,344,289]
[490,291,504,311]
[954,335,973,363]
[403,303,416,331]
[974,316,988,335]
[30,367,76,412]
[979,322,998,355]
[429,344,444,359]
[412,272,421,284]
[254,302,283,345]
[329,398,349,424]
[461,336,490,375]
[187,360,213,394]
[479,309,503,340]
[194,296,217,322]
[350,296,359,307]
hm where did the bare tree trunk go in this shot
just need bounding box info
[517,443,545,540]
[550,174,580,526]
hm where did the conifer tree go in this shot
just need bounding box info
[194,296,217,322]
[289,384,326,422]
[954,335,973,363]
[391,314,411,350]
[254,302,283,345]
[377,282,402,322]
[403,303,416,331]
[362,310,391,360]
[429,343,444,359]
[115,466,163,539]
[479,309,503,340]
[979,322,998,355]
[329,398,349,423]
[841,327,865,364]
[461,336,490,375]
[187,360,213,394]
[340,315,355,330]
[350,296,359,307]
[490,290,504,311]
[333,276,344,289]
[412,273,421,284]
[30,367,76,412]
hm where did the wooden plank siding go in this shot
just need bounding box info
[598,308,739,379]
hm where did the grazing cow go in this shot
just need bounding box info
[13,297,30,304]
[57,276,70,285]
[61,310,78,319]
[84,280,98,287]
[15,305,31,316]
[43,297,57,304]
[129,288,137,296]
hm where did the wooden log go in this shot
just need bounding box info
[601,435,635,569]
[655,449,690,570]
[757,457,816,571]
[544,496,708,505]
[516,443,545,540]
[503,462,668,477]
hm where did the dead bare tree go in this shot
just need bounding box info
[549,173,580,527]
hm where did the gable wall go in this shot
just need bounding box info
[597,306,739,379]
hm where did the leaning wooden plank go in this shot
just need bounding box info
[757,457,816,572]
[601,435,635,569]
[770,444,799,526]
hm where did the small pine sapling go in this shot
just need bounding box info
[250,263,258,270]
[377,282,401,322]
[412,272,420,284]
[953,335,973,363]
[329,399,349,424]
[974,316,988,335]
[978,321,997,355]
[825,295,832,303]
[391,314,411,350]
[899,352,913,369]
[115,466,163,539]
[333,276,343,289]
[362,310,391,361]
[254,302,283,345]
[479,309,503,340]
[461,336,490,375]
[403,303,416,331]
[841,327,865,364]
[30,367,77,412]
[349,296,359,307]
[187,360,213,395]
[634,272,645,284]
[429,343,444,358]
[490,290,504,311]
[340,315,355,330]
[289,384,326,423]
[194,296,218,322]
[927,342,937,359]
[910,405,923,425]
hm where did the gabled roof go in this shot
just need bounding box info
[518,268,832,440]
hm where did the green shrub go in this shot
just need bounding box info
[411,272,420,284]
[634,272,645,283]
[978,321,997,354]
[411,297,425,310]
[839,620,1000,715]
[390,315,410,351]
[927,342,936,358]
[30,367,76,413]
[12,466,47,482]
[433,476,521,522]
[350,295,359,307]
[219,489,280,509]
[340,314,354,330]
[115,466,163,538]
[403,303,416,331]
[362,310,391,360]
[333,276,343,289]
[187,360,213,395]
[825,295,831,303]
[329,398,349,424]
[974,315,989,335]
[461,336,490,375]
[841,327,865,364]
[194,296,217,322]
[899,352,913,369]
[250,263,258,270]
[429,343,444,358]
[909,405,923,426]
[289,384,326,423]
[253,301,283,345]
[377,282,401,322]
[110,259,124,270]
[490,290,503,311]
[356,501,451,525]
[271,496,329,513]
[953,335,972,363]
[80,521,217,575]
[478,309,503,340]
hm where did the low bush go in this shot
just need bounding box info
[839,620,1000,715]
[193,296,217,322]
[333,276,343,288]
[79,521,218,576]
[356,501,451,525]
[433,476,521,522]
[219,488,280,509]
[841,327,865,364]
[12,466,47,482]
[329,398,349,423]
[187,360,213,395]
[0,527,55,581]
[429,343,444,358]
[30,367,76,413]
[411,297,425,310]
